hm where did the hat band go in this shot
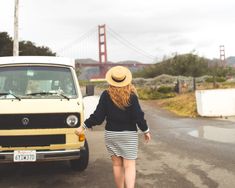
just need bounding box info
[111,75,126,83]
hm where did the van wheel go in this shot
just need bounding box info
[70,139,89,171]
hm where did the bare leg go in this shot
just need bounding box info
[123,159,136,188]
[112,156,124,188]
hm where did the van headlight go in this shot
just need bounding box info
[66,115,78,127]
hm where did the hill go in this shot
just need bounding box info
[75,59,143,65]
[75,58,99,65]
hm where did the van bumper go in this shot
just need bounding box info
[0,149,81,163]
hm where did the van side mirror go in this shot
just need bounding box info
[85,85,94,96]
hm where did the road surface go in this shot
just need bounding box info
[1,100,235,188]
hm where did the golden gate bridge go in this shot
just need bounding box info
[57,24,155,78]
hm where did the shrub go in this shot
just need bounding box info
[157,86,174,93]
[137,88,176,100]
[205,77,226,83]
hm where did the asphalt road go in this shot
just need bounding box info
[1,100,235,188]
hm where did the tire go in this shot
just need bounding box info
[70,139,89,171]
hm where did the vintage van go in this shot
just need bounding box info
[0,56,88,171]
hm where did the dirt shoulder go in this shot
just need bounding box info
[143,92,197,118]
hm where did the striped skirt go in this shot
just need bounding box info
[104,130,138,160]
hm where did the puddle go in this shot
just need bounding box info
[188,126,235,144]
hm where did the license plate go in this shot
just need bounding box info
[13,150,36,162]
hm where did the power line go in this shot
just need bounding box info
[107,31,155,61]
[57,26,97,55]
[107,26,155,60]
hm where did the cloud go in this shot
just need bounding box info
[169,36,193,46]
[0,0,235,62]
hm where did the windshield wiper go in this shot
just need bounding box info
[26,91,70,100]
[59,93,70,100]
[0,92,21,101]
[26,91,55,96]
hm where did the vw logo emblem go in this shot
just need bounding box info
[22,117,29,126]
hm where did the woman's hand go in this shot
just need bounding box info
[74,126,84,136]
[144,132,151,143]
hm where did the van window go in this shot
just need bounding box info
[0,66,77,98]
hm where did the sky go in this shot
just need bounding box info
[0,0,235,63]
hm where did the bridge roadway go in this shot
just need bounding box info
[0,100,235,188]
[76,62,154,68]
[76,62,154,78]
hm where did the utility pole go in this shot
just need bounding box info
[13,0,19,56]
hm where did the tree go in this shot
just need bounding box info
[0,32,13,56]
[134,53,209,78]
[0,32,56,56]
[19,41,56,56]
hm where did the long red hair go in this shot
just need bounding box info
[107,84,137,109]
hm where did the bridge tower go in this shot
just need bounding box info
[98,24,108,77]
[219,45,226,67]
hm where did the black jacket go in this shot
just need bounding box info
[84,90,149,132]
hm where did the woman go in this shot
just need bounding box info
[75,66,151,188]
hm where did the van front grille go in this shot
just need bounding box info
[0,135,66,147]
[0,113,80,130]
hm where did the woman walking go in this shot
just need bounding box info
[75,66,151,188]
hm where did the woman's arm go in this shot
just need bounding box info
[75,91,107,136]
[131,94,151,143]
[84,91,107,128]
[131,94,149,132]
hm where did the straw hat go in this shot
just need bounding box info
[105,66,132,87]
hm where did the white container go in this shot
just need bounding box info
[195,89,235,117]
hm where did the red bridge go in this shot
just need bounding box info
[59,24,155,78]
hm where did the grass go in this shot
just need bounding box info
[137,87,176,100]
[137,86,197,117]
[156,92,197,117]
[153,82,235,117]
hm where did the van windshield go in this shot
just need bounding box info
[0,66,77,99]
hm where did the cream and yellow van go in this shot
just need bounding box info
[0,56,88,171]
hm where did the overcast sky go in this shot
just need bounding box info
[0,0,235,63]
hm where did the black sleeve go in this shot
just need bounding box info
[84,91,107,128]
[131,94,149,132]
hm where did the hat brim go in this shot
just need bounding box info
[105,66,132,87]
